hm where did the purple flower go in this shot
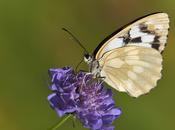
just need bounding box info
[47,67,121,130]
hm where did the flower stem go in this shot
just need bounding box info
[49,114,72,130]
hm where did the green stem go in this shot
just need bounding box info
[49,114,72,130]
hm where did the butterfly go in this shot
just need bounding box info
[64,12,169,98]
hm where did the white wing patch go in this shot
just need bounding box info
[141,35,155,42]
[129,26,146,38]
[99,46,162,97]
[103,38,124,52]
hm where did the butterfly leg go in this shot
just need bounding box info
[95,72,106,81]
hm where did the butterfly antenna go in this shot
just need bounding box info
[62,28,88,53]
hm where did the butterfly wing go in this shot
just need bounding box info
[99,46,162,97]
[94,13,169,97]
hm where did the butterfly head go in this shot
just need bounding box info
[84,53,93,64]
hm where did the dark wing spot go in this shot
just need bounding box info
[151,44,160,50]
[122,30,131,44]
[123,37,130,44]
[142,30,154,34]
[154,36,160,43]
[130,37,142,43]
[140,24,147,31]
[152,36,160,50]
[140,24,154,34]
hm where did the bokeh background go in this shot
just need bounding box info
[0,0,175,130]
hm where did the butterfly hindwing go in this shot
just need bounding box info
[99,46,162,97]
[94,13,169,97]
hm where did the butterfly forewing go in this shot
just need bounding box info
[95,13,169,59]
[95,13,169,97]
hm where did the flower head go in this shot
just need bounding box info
[47,67,121,130]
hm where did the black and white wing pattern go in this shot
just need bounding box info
[94,13,169,97]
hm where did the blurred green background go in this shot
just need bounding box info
[0,0,175,130]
